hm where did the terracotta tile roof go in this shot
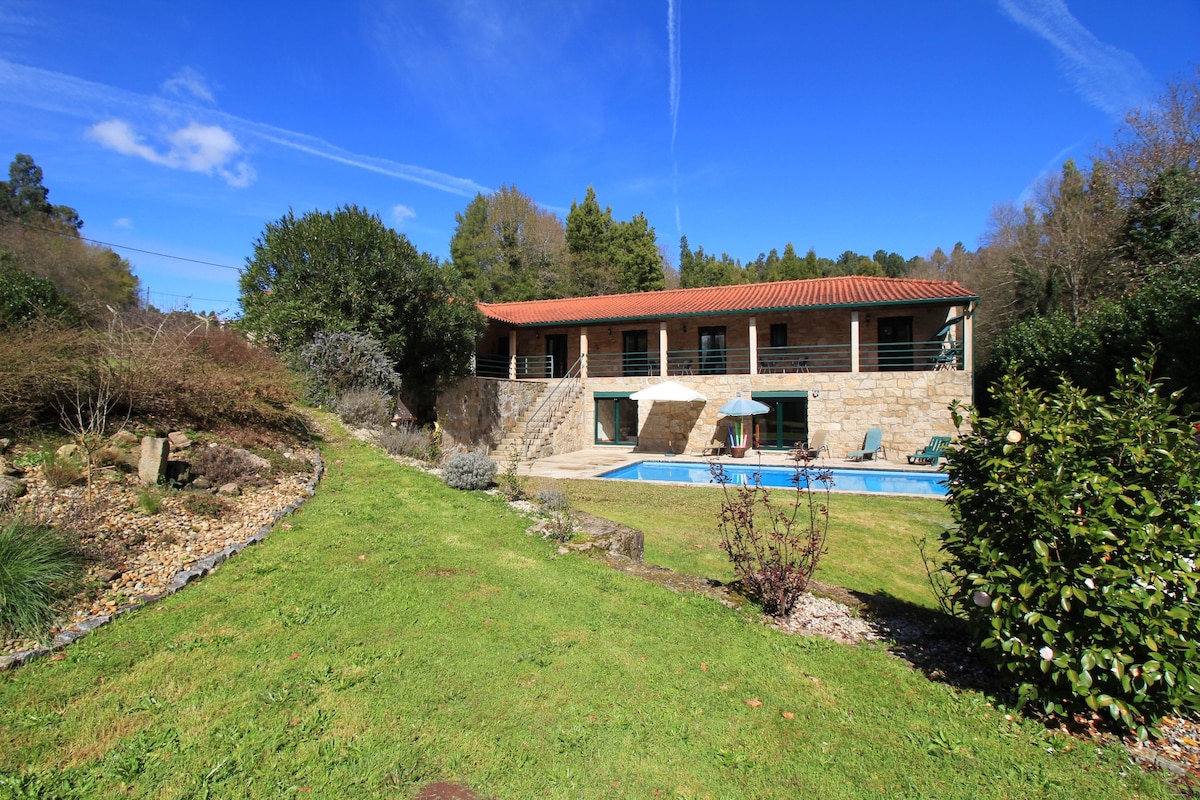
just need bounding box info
[478,276,977,326]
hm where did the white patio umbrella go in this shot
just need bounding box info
[629,381,706,456]
[629,381,707,402]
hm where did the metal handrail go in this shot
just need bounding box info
[522,355,584,458]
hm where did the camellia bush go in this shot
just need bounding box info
[941,355,1200,738]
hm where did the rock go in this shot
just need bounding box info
[94,568,123,583]
[138,437,170,485]
[218,482,241,496]
[110,430,138,448]
[231,448,272,472]
[56,443,80,461]
[0,438,10,453]
[572,511,645,562]
[0,455,23,477]
[167,431,193,451]
[192,476,212,490]
[0,475,27,506]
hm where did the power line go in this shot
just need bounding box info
[12,219,243,271]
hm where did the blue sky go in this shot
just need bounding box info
[1,1,1197,315]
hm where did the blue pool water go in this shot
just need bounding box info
[599,460,948,496]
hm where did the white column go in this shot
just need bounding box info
[580,327,589,379]
[659,322,668,378]
[508,331,517,380]
[748,316,758,376]
[850,311,860,373]
[963,303,974,373]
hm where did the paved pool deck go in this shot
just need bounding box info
[521,446,943,481]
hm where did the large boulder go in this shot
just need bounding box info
[138,437,170,485]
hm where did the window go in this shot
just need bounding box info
[770,324,787,348]
[698,326,727,374]
[752,392,808,449]
[877,316,914,371]
[545,334,568,378]
[595,394,638,445]
[622,329,651,376]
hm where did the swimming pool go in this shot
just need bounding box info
[599,460,948,496]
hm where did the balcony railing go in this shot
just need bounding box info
[474,354,557,379]
[476,341,962,379]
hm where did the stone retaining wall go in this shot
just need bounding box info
[437,377,546,452]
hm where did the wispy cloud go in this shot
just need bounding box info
[667,0,681,150]
[88,119,256,187]
[391,204,416,227]
[0,59,490,197]
[997,0,1155,118]
[114,217,133,229]
[667,0,682,240]
[162,67,215,104]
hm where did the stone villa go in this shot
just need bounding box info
[437,275,978,461]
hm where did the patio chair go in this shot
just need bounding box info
[845,428,886,462]
[788,429,828,460]
[907,435,951,467]
[692,428,729,457]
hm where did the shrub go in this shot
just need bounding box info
[535,488,573,542]
[379,425,437,462]
[40,450,81,489]
[299,331,399,405]
[334,388,391,428]
[497,443,526,501]
[0,519,84,640]
[442,451,496,491]
[712,457,832,617]
[182,492,232,518]
[190,444,263,486]
[940,356,1200,739]
[136,489,162,515]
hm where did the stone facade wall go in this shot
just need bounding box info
[437,377,546,452]
[577,370,972,460]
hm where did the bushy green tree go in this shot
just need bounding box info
[0,254,79,328]
[450,186,569,302]
[0,153,82,231]
[239,206,484,418]
[941,357,1200,738]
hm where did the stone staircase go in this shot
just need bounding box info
[492,365,583,460]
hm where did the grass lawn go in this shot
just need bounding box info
[551,476,951,609]
[0,426,1178,798]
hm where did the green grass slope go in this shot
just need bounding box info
[0,428,1176,799]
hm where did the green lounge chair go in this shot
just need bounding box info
[907,435,951,466]
[846,428,885,462]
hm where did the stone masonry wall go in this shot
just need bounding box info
[437,377,547,452]
[582,371,972,461]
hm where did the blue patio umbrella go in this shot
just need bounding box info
[718,393,770,450]
[718,394,770,416]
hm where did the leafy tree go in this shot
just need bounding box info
[610,212,664,293]
[1120,166,1200,282]
[449,186,569,302]
[0,154,82,231]
[0,254,79,328]
[1103,66,1200,201]
[0,154,137,319]
[941,357,1200,738]
[239,205,484,418]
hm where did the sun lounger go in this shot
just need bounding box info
[845,428,885,462]
[907,435,951,466]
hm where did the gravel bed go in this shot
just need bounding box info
[1,446,321,666]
